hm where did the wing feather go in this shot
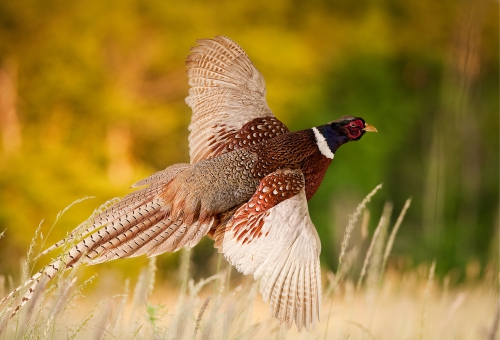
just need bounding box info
[296,266,305,329]
[186,35,285,163]
[219,170,321,331]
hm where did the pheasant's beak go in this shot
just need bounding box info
[363,124,378,132]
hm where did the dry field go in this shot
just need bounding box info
[0,190,498,340]
[0,257,497,340]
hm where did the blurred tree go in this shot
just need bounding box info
[0,0,497,279]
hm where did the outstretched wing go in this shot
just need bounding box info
[186,35,289,163]
[216,169,322,331]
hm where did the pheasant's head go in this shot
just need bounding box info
[332,116,377,141]
[312,116,377,158]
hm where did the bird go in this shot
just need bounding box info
[0,35,376,331]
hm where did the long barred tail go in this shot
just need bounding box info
[1,163,212,319]
[32,167,179,262]
[0,260,63,317]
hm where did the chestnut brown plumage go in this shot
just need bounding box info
[1,36,376,331]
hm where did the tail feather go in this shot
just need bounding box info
[86,215,165,262]
[182,217,217,249]
[35,184,163,261]
[79,185,165,243]
[86,212,171,264]
[0,162,216,319]
[35,163,189,261]
[99,181,167,219]
[68,198,165,265]
[2,198,163,319]
[147,218,214,256]
[1,259,62,318]
[88,215,215,264]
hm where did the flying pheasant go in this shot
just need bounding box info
[0,36,376,331]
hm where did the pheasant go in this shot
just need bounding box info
[0,36,376,331]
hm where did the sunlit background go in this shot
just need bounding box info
[0,0,498,284]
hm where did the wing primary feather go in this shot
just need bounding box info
[296,266,305,331]
[303,253,311,330]
[280,260,296,328]
[288,262,299,329]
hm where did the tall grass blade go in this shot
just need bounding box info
[338,183,383,269]
[382,198,412,273]
[147,256,157,300]
[366,202,392,290]
[194,296,211,336]
[167,248,191,340]
[92,301,111,340]
[325,184,382,340]
[357,222,382,292]
[488,296,500,340]
[419,261,436,340]
[110,279,129,337]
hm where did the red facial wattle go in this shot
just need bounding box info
[345,119,365,140]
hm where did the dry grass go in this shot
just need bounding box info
[1,258,496,340]
[0,189,498,340]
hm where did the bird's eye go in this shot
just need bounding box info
[349,122,357,128]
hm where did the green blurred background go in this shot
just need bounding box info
[0,0,498,282]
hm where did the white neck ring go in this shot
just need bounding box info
[312,127,334,159]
